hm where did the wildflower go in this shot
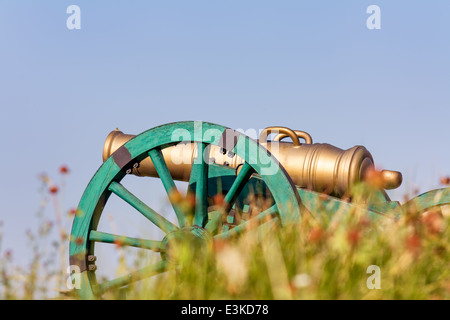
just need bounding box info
[405,233,421,254]
[422,210,444,235]
[213,193,224,206]
[74,237,84,246]
[185,192,196,208]
[49,185,59,194]
[213,239,228,253]
[364,168,384,189]
[39,173,50,184]
[292,273,312,289]
[347,228,361,247]
[403,193,410,204]
[168,189,182,205]
[39,221,53,236]
[359,217,372,229]
[59,165,70,174]
[308,227,325,244]
[319,193,329,201]
[69,209,84,218]
[60,230,68,240]
[216,246,248,293]
[440,176,450,186]
[4,250,12,260]
[114,238,124,248]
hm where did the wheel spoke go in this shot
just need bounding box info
[193,142,209,227]
[89,230,163,252]
[148,148,186,227]
[214,204,278,240]
[108,181,178,234]
[96,260,167,293]
[223,162,255,213]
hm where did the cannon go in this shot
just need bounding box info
[70,121,449,298]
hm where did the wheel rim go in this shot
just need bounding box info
[402,188,450,213]
[69,121,302,298]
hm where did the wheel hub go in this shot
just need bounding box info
[160,226,212,263]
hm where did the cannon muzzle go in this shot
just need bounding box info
[103,126,402,197]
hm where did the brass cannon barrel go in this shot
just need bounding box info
[102,127,402,197]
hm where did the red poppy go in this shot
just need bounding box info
[347,229,361,247]
[59,165,70,174]
[364,168,384,189]
[308,227,324,244]
[213,193,225,206]
[405,233,421,254]
[440,176,450,186]
[422,211,444,235]
[49,185,59,194]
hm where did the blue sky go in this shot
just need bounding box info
[0,1,449,268]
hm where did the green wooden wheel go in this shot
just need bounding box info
[402,188,450,215]
[69,121,302,299]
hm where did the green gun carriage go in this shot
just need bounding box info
[69,121,449,298]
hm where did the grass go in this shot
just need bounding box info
[0,166,449,300]
[119,196,449,300]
